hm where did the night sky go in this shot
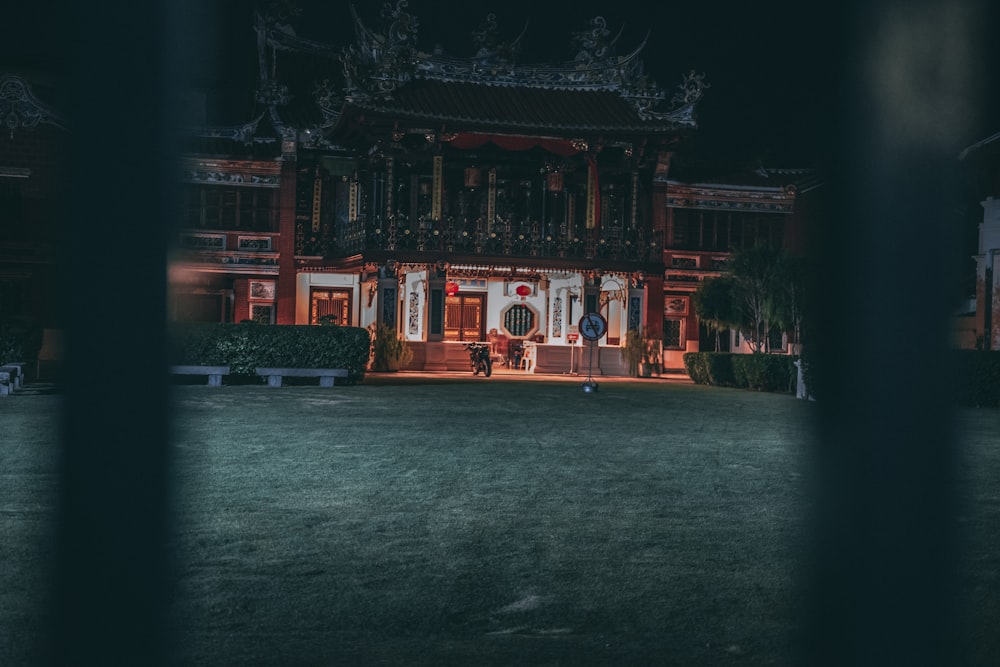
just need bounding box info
[206,0,1000,167]
[5,1,998,167]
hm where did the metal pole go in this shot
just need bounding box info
[582,338,598,392]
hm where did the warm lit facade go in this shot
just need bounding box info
[95,5,824,378]
[4,8,821,379]
[659,165,821,365]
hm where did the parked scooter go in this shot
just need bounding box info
[463,342,493,377]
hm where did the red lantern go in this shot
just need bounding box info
[445,281,459,296]
[515,284,531,297]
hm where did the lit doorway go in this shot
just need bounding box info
[310,288,351,325]
[444,294,483,341]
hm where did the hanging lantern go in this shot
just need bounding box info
[515,284,531,297]
[445,281,460,296]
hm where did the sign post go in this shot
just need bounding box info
[578,312,607,392]
[566,332,579,374]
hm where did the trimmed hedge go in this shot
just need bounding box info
[683,352,736,387]
[732,354,798,392]
[169,323,371,384]
[0,316,43,366]
[683,352,797,393]
[684,349,1000,405]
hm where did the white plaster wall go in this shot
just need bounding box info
[403,269,428,341]
[485,278,548,341]
[546,273,583,345]
[360,282,378,331]
[295,272,361,326]
[600,274,630,346]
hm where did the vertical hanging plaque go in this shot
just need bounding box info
[385,157,394,221]
[630,170,639,230]
[553,296,563,338]
[585,161,596,229]
[311,178,322,232]
[408,291,420,335]
[432,155,442,220]
[349,180,358,222]
[488,168,496,225]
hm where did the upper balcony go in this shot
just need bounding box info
[297,213,664,268]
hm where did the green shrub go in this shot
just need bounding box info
[684,351,796,393]
[683,352,736,387]
[169,323,371,383]
[731,354,797,392]
[687,349,1000,403]
[0,316,43,365]
[371,323,413,372]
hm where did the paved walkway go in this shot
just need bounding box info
[362,367,692,384]
[11,370,692,392]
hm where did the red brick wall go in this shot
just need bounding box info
[233,279,250,323]
[276,159,298,324]
[643,276,664,339]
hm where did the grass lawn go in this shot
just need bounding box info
[2,377,998,665]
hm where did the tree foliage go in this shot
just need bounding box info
[692,245,810,353]
[692,276,737,352]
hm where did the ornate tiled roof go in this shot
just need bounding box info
[182,5,707,148]
[340,78,692,135]
[253,3,706,142]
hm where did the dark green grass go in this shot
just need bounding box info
[3,381,998,665]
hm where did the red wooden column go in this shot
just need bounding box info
[643,275,664,340]
[233,278,250,323]
[276,148,298,324]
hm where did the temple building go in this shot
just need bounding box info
[2,4,818,378]
[171,4,817,373]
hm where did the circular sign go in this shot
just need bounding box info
[578,313,608,341]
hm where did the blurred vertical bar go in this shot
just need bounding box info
[50,2,187,664]
[805,0,988,664]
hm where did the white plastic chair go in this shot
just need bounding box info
[519,343,535,372]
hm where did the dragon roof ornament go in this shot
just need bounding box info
[259,3,708,129]
[0,74,66,139]
[472,13,527,65]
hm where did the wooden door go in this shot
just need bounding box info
[444,294,483,341]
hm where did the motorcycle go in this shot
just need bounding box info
[463,342,493,377]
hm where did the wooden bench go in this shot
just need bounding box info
[255,367,348,387]
[170,365,231,387]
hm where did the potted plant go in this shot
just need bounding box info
[643,340,662,377]
[621,327,646,378]
[370,322,413,372]
[621,327,662,378]
[317,313,339,326]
